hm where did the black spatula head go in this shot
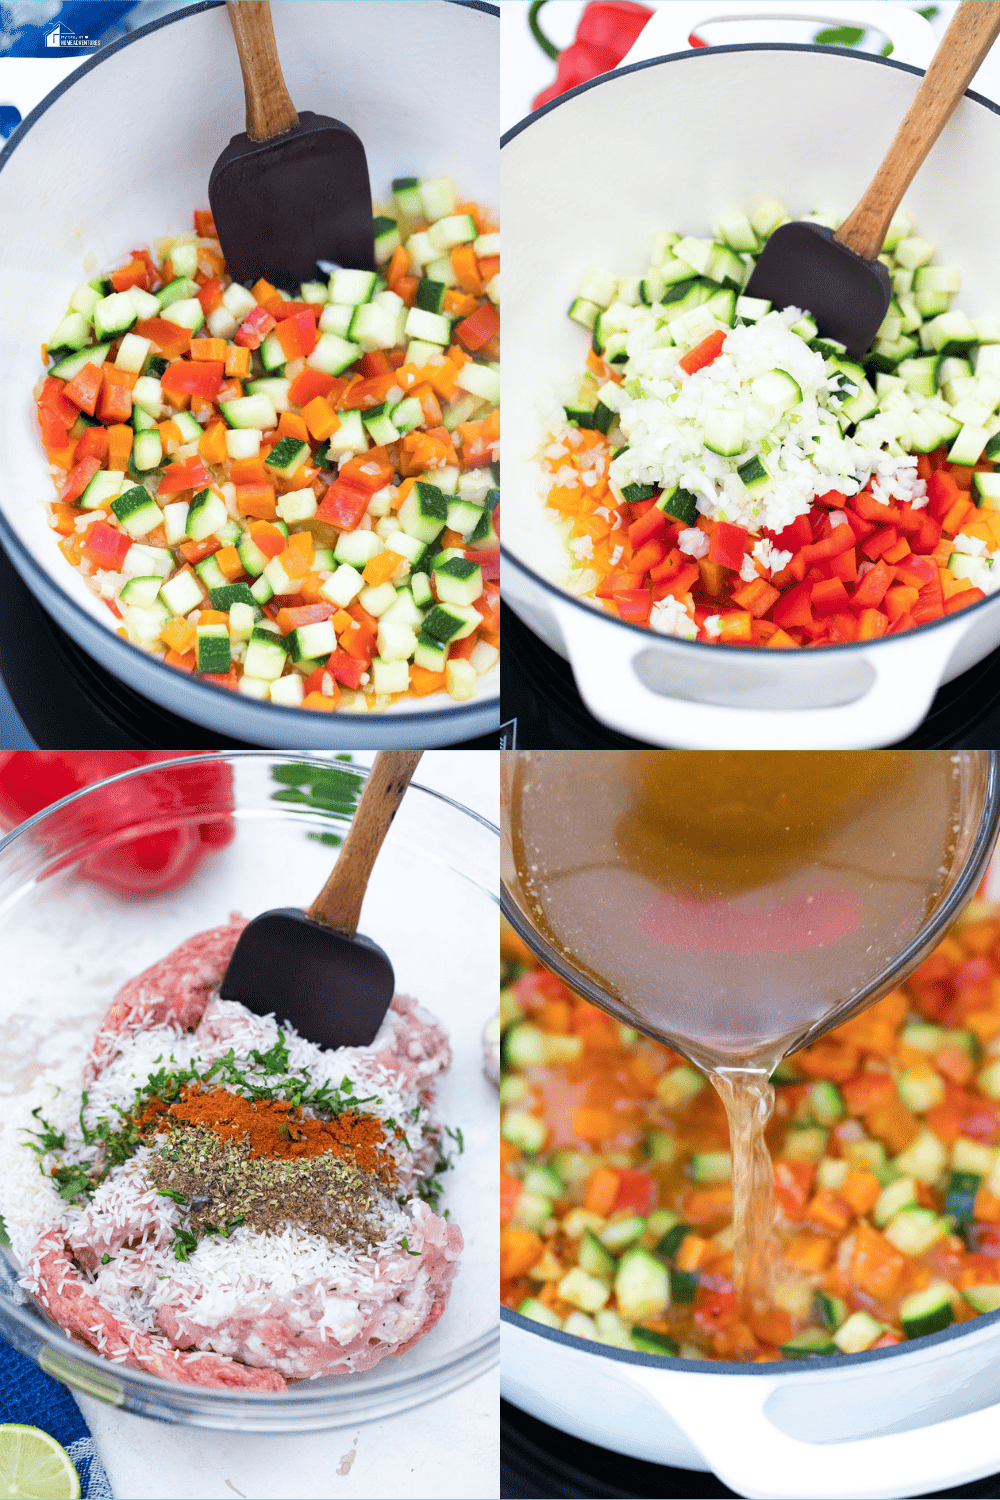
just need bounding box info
[209,111,375,288]
[745,221,891,361]
[219,908,394,1050]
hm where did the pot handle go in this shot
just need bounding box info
[618,2,937,71]
[622,1359,1000,1500]
[549,597,960,749]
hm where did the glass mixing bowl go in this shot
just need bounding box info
[0,753,498,1431]
[500,750,1000,1069]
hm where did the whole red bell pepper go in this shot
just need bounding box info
[530,1,707,109]
[0,754,235,896]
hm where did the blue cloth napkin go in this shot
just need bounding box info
[0,1331,113,1497]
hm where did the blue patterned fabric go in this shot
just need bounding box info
[0,1331,113,1496]
[1,4,141,57]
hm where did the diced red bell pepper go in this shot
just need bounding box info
[58,455,102,505]
[708,520,748,572]
[288,367,339,407]
[894,553,937,589]
[111,258,154,293]
[596,571,641,598]
[811,577,849,614]
[38,376,81,429]
[857,607,889,639]
[96,369,133,424]
[455,301,500,352]
[338,610,378,664]
[767,513,813,552]
[611,1168,657,1216]
[628,506,668,549]
[927,469,961,520]
[158,457,211,496]
[814,489,847,508]
[134,318,193,360]
[467,547,500,581]
[235,305,277,349]
[80,519,131,570]
[39,406,69,448]
[843,509,876,544]
[326,648,367,690]
[62,362,104,416]
[679,329,727,375]
[614,588,652,622]
[274,310,317,361]
[862,526,897,561]
[945,587,987,615]
[772,581,814,630]
[74,426,109,465]
[851,558,893,611]
[911,516,943,554]
[275,603,334,635]
[197,277,226,316]
[161,360,224,405]
[316,480,372,532]
[800,525,856,567]
[851,490,901,524]
[629,539,668,577]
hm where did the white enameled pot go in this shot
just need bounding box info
[0,0,498,749]
[502,2,1000,749]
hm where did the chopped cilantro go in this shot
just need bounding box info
[101,1253,112,1265]
[400,1236,420,1256]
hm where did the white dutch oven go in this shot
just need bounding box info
[0,0,498,749]
[502,1,1000,749]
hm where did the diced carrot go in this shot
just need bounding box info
[160,617,197,654]
[850,1219,908,1300]
[235,483,277,519]
[301,395,341,441]
[500,1229,544,1281]
[386,245,410,290]
[285,529,314,565]
[198,420,229,466]
[277,410,310,442]
[197,609,230,627]
[408,664,445,696]
[838,1170,881,1217]
[362,549,405,587]
[584,1167,620,1216]
[443,288,480,318]
[682,1187,733,1224]
[190,338,228,363]
[105,424,133,472]
[224,344,251,378]
[165,649,196,673]
[450,244,482,297]
[477,254,500,283]
[394,275,419,308]
[570,1108,613,1143]
[455,301,500,351]
[215,545,245,582]
[784,1233,833,1271]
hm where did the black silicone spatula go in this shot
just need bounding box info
[745,0,1000,359]
[220,751,422,1049]
[208,0,375,289]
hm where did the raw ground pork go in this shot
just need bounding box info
[6,919,463,1389]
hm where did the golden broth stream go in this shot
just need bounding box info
[506,751,963,1307]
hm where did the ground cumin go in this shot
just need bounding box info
[137,1086,395,1183]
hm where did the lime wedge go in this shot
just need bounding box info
[0,1426,81,1499]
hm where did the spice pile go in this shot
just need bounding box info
[0,921,464,1389]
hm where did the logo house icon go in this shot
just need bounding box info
[45,22,99,49]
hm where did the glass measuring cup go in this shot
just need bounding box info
[500,750,1000,1073]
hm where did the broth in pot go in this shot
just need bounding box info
[504,751,967,1304]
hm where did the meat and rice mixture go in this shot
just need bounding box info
[0,920,463,1390]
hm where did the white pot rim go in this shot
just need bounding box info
[501,38,1000,663]
[0,0,500,738]
[502,1299,1000,1376]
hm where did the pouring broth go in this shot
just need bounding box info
[506,751,964,1303]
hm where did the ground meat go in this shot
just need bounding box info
[84,919,246,1084]
[27,1230,285,1392]
[154,1201,463,1379]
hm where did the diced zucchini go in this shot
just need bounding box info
[614,1248,670,1320]
[900,1284,954,1340]
[196,623,230,675]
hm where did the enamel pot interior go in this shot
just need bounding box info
[0,0,498,748]
[502,45,1000,747]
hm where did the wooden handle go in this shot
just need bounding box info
[836,0,1000,261]
[309,752,423,935]
[225,0,299,142]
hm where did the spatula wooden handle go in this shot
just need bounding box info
[225,1,299,142]
[309,752,424,936]
[836,0,1000,262]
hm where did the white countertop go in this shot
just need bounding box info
[72,751,499,1499]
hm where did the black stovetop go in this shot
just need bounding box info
[501,605,1000,749]
[501,1400,1000,1499]
[0,545,497,749]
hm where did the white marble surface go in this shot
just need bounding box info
[70,750,499,1499]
